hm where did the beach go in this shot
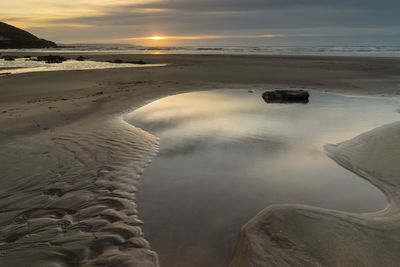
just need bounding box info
[1,54,400,266]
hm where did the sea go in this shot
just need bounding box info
[1,45,400,57]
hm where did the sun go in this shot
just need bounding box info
[148,36,166,40]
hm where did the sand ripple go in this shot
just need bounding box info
[0,118,159,266]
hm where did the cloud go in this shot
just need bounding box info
[2,0,399,44]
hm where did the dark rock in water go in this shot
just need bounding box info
[76,56,85,61]
[3,56,16,61]
[262,90,309,103]
[34,55,67,64]
[129,60,146,65]
[110,59,146,64]
[0,21,57,49]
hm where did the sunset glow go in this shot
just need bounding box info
[122,34,286,42]
[148,36,166,40]
[1,0,398,45]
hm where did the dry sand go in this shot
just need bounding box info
[1,54,400,266]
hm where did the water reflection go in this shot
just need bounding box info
[125,90,400,267]
[0,58,165,75]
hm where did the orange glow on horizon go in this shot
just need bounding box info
[119,34,285,42]
[114,34,287,45]
[148,36,166,40]
[123,35,229,41]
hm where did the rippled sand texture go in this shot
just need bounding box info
[0,118,159,266]
[1,54,400,267]
[231,121,400,266]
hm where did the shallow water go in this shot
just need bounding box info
[125,90,400,267]
[0,58,164,75]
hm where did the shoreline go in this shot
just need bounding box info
[2,54,400,139]
[1,54,400,266]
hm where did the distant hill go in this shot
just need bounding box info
[0,22,56,49]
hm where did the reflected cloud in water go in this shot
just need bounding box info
[125,90,400,267]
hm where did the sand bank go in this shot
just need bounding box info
[1,54,400,266]
[231,121,400,266]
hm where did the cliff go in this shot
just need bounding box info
[0,22,57,49]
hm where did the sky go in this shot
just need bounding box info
[2,0,400,46]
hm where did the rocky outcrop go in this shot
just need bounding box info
[110,58,147,64]
[34,55,67,63]
[0,22,56,49]
[262,90,309,103]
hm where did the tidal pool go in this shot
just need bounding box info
[0,58,164,75]
[125,90,400,267]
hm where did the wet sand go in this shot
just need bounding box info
[231,122,400,266]
[1,54,400,266]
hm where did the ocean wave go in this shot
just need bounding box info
[2,46,400,57]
